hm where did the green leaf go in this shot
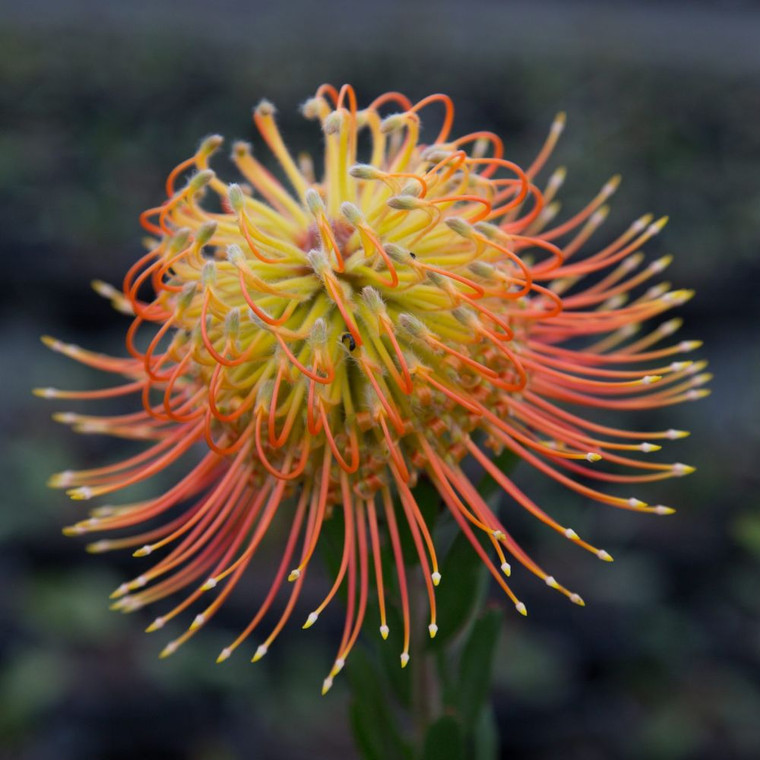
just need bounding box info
[319,507,347,580]
[429,531,488,648]
[731,512,760,557]
[456,608,503,727]
[472,704,499,760]
[421,715,465,760]
[348,699,386,760]
[346,647,411,760]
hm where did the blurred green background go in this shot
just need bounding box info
[2,0,760,758]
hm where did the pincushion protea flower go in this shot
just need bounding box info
[39,84,707,692]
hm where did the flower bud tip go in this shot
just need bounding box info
[252,645,268,662]
[146,618,165,633]
[159,642,178,659]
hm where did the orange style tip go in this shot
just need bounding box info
[679,340,703,352]
[569,593,585,607]
[591,205,609,225]
[159,642,179,659]
[33,387,58,399]
[91,279,114,297]
[40,335,63,351]
[431,571,441,586]
[287,568,301,582]
[649,254,673,274]
[627,498,648,509]
[662,289,694,306]
[400,652,410,668]
[597,550,614,562]
[321,677,334,696]
[428,623,438,639]
[331,658,346,678]
[216,648,232,664]
[109,583,130,599]
[654,505,677,516]
[52,413,78,424]
[145,618,165,633]
[200,578,218,591]
[86,541,112,554]
[640,375,662,385]
[62,526,82,537]
[551,166,568,184]
[303,612,319,629]
[515,602,528,617]
[639,442,661,453]
[252,644,268,663]
[68,486,95,501]
[545,575,560,590]
[500,562,512,577]
[585,453,602,463]
[603,174,622,195]
[551,111,566,133]
[650,216,669,233]
[189,614,206,631]
[687,389,711,400]
[564,528,579,540]
[132,545,153,557]
[379,625,390,640]
[667,428,690,439]
[672,463,696,476]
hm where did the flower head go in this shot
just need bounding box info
[40,84,706,689]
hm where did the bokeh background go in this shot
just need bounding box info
[2,0,759,758]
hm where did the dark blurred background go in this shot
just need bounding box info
[2,1,759,758]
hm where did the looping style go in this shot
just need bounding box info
[39,85,707,691]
